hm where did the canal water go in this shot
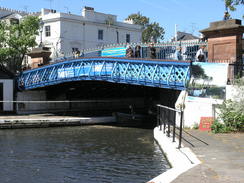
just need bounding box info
[0,126,170,183]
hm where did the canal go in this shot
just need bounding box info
[0,126,170,183]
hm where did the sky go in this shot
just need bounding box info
[0,0,244,41]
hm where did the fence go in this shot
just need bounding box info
[51,40,207,63]
[157,104,183,148]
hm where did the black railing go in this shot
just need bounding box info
[157,104,183,148]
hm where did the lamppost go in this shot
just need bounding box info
[39,20,44,47]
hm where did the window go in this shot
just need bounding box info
[98,30,103,40]
[45,25,51,37]
[126,34,130,43]
[116,31,119,43]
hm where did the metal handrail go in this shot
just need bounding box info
[157,104,183,148]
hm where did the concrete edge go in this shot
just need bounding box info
[147,127,201,183]
[0,116,116,128]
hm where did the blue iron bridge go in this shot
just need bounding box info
[17,57,191,91]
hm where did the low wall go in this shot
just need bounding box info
[148,127,200,183]
[182,96,223,128]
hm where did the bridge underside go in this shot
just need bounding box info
[26,80,180,115]
[18,58,191,91]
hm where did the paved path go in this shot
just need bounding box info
[172,130,244,183]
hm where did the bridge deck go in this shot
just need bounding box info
[18,57,191,91]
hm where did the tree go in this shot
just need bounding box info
[0,16,40,74]
[142,22,165,43]
[224,0,244,17]
[126,12,165,43]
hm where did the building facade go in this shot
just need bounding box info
[38,7,142,58]
[0,6,142,59]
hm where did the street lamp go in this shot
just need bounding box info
[39,20,44,47]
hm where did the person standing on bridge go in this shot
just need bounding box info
[175,46,182,60]
[75,50,80,58]
[135,45,141,58]
[126,45,134,58]
[149,43,156,59]
[196,45,206,62]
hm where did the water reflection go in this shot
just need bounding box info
[0,126,169,183]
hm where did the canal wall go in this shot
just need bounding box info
[16,91,145,114]
[149,127,200,183]
[0,115,116,129]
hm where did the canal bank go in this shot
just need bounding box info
[148,127,201,183]
[0,114,116,129]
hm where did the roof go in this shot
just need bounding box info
[0,13,22,20]
[0,7,40,20]
[172,31,199,41]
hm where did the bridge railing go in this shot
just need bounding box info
[157,104,183,148]
[51,40,207,63]
[18,58,191,91]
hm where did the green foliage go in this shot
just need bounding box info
[213,100,244,133]
[126,12,165,43]
[142,22,165,43]
[224,0,244,18]
[225,0,244,11]
[193,123,199,130]
[126,13,149,29]
[211,120,232,133]
[233,77,244,86]
[0,16,40,74]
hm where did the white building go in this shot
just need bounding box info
[38,7,142,58]
[0,6,142,58]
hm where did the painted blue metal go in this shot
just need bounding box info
[17,57,191,91]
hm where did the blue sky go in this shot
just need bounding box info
[1,0,244,40]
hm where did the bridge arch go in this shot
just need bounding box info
[17,57,191,91]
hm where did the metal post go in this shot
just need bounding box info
[157,106,159,127]
[178,111,183,149]
[172,112,176,142]
[163,110,166,133]
[159,108,162,131]
[167,110,170,137]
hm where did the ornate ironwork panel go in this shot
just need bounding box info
[17,58,191,90]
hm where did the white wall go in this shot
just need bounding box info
[0,79,14,111]
[181,96,223,128]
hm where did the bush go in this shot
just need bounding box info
[212,78,244,133]
[211,121,233,133]
[214,100,244,133]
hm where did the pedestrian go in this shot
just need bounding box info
[134,45,141,58]
[75,49,80,58]
[196,45,206,62]
[175,46,182,60]
[126,45,134,58]
[149,43,156,59]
